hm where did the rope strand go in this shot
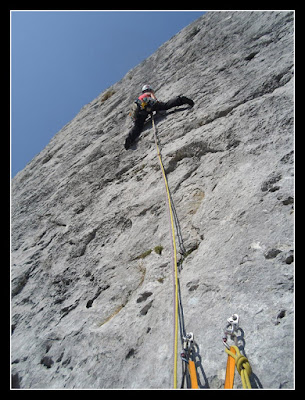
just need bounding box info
[152,115,179,388]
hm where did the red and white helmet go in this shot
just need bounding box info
[142,84,154,93]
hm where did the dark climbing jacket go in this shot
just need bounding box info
[125,94,194,150]
[129,92,157,121]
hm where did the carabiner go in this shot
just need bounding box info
[222,314,240,348]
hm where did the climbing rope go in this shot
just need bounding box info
[225,346,252,389]
[151,118,253,390]
[151,117,254,389]
[151,115,179,388]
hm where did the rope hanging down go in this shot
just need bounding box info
[225,346,252,389]
[151,115,179,388]
[151,117,253,389]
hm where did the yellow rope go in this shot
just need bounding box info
[152,116,179,389]
[225,345,252,389]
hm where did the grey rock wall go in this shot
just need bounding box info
[11,11,294,389]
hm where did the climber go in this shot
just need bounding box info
[124,85,194,150]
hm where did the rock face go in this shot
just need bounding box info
[11,11,294,389]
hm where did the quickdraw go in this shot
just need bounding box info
[222,314,252,389]
[180,332,199,389]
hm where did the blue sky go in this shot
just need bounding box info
[11,10,205,177]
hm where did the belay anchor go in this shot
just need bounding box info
[222,314,252,389]
[180,332,199,389]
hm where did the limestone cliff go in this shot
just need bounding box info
[11,11,294,389]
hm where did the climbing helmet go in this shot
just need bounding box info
[142,84,154,93]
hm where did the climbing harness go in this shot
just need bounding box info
[151,115,179,388]
[222,314,252,389]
